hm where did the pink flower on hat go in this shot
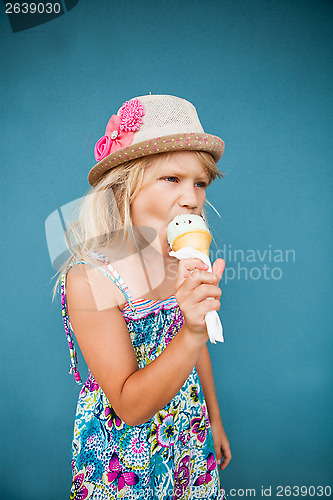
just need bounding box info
[94,99,145,162]
[119,98,145,132]
[94,115,134,162]
[94,135,112,162]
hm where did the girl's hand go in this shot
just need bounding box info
[210,419,232,471]
[175,258,225,335]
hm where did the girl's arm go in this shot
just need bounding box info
[196,344,222,423]
[195,257,231,470]
[196,345,232,470]
[65,259,221,427]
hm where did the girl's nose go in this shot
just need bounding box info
[178,184,199,210]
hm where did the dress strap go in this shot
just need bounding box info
[60,251,138,384]
[60,266,82,384]
[89,251,136,309]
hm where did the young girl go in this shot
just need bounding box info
[56,94,231,499]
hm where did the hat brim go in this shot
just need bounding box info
[88,132,225,186]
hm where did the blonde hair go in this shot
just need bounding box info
[51,151,223,299]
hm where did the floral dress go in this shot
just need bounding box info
[61,251,225,500]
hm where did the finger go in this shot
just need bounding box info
[212,259,226,282]
[180,298,221,329]
[194,298,221,320]
[178,258,209,268]
[176,259,210,288]
[220,456,231,470]
[220,449,232,470]
[183,270,219,290]
[191,284,222,302]
[178,258,209,275]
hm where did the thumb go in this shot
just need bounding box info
[212,259,226,282]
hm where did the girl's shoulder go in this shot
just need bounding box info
[65,258,127,313]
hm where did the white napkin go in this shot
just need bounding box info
[169,247,224,343]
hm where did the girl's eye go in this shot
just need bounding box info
[163,176,179,183]
[160,177,207,188]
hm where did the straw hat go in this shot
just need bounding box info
[88,94,225,186]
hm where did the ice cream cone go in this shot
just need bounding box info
[171,229,212,256]
[167,214,224,344]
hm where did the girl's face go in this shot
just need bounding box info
[131,151,210,254]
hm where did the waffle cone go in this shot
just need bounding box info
[171,230,212,256]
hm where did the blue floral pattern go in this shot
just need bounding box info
[61,255,225,499]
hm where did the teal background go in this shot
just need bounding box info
[1,0,332,499]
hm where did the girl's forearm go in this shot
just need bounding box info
[196,344,222,423]
[116,325,207,426]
